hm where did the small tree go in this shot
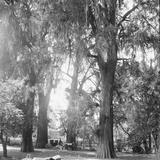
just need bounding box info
[0,81,23,157]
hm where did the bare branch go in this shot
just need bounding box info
[60,70,72,79]
[79,61,95,91]
[141,15,159,34]
[117,4,139,27]
[118,122,131,136]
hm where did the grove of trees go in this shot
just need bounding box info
[0,0,159,159]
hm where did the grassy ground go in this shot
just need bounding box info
[0,145,157,160]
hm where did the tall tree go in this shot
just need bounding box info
[0,0,54,152]
[87,0,118,158]
[86,0,159,158]
[36,58,61,148]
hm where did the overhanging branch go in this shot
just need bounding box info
[117,4,139,27]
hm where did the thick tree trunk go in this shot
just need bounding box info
[95,0,117,157]
[36,92,49,148]
[96,35,117,158]
[36,65,53,148]
[21,91,35,152]
[97,60,116,158]
[21,68,36,152]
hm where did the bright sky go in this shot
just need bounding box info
[49,80,69,111]
[49,60,71,111]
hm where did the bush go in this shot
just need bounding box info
[9,137,21,146]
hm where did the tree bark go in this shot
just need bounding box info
[0,132,7,157]
[95,0,117,158]
[97,58,117,158]
[21,90,35,152]
[36,64,54,148]
[21,68,36,152]
[36,92,49,148]
[148,134,152,153]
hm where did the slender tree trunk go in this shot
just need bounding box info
[152,129,160,152]
[148,134,152,153]
[2,141,7,157]
[88,137,92,150]
[21,68,36,152]
[66,50,80,148]
[0,132,7,157]
[143,139,149,154]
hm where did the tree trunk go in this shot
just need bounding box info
[66,125,77,150]
[152,130,160,152]
[66,49,80,147]
[148,134,152,153]
[36,92,49,148]
[96,35,117,159]
[66,109,77,150]
[96,61,116,158]
[0,132,7,157]
[21,68,36,152]
[21,91,35,152]
[143,139,149,154]
[36,64,54,148]
[95,0,117,157]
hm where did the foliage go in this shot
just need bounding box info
[114,60,160,152]
[59,88,99,143]
[0,80,23,138]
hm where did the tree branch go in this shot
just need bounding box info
[118,122,131,137]
[141,15,159,34]
[60,70,72,79]
[117,4,139,27]
[79,62,95,91]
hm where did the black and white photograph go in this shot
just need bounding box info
[0,0,159,159]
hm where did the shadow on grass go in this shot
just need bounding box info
[0,146,156,160]
[117,152,155,160]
